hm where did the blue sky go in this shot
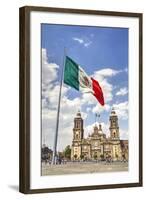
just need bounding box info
[41,23,128,150]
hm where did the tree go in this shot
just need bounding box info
[41,146,52,161]
[58,151,64,159]
[64,145,71,160]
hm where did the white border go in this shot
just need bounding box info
[30,11,139,189]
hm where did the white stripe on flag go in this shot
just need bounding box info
[78,65,93,93]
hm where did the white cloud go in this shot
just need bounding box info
[72,37,92,47]
[120,129,128,140]
[81,93,97,105]
[84,41,92,47]
[42,48,59,85]
[113,101,128,120]
[92,104,110,114]
[116,87,128,96]
[100,79,113,102]
[94,68,121,78]
[86,107,92,112]
[42,94,87,150]
[72,37,84,44]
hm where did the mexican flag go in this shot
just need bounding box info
[64,56,104,106]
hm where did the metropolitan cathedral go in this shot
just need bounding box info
[71,108,128,161]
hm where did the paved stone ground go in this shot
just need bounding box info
[41,161,128,176]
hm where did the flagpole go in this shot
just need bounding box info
[52,48,66,165]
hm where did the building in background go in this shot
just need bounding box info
[71,108,128,161]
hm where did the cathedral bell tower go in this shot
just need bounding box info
[71,111,84,160]
[73,111,84,141]
[109,108,120,139]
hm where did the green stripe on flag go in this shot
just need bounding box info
[64,56,79,90]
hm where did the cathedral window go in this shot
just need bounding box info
[113,132,116,137]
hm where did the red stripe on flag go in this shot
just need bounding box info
[91,77,104,106]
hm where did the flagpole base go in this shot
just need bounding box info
[51,155,57,165]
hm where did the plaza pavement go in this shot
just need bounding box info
[42,161,128,176]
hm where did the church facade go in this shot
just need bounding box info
[71,109,128,161]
